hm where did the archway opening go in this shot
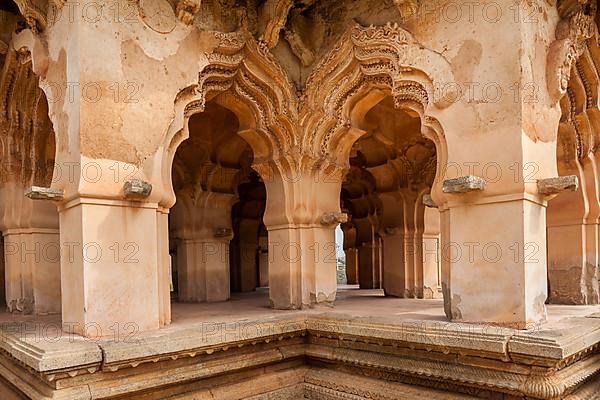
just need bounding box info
[169,100,267,304]
[339,96,441,299]
[0,22,59,315]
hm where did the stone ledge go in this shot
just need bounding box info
[0,322,101,372]
[1,312,599,374]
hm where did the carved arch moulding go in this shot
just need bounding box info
[162,22,457,207]
[299,22,455,199]
[161,26,299,208]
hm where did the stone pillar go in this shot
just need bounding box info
[58,192,161,336]
[171,191,235,302]
[0,184,60,315]
[256,158,344,309]
[432,0,570,328]
[382,229,406,296]
[412,196,426,299]
[422,207,441,299]
[547,155,600,304]
[358,241,376,289]
[237,219,260,292]
[344,248,359,285]
[258,235,269,287]
[156,208,172,326]
[374,234,383,289]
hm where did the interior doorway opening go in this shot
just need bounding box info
[339,96,442,299]
[169,100,267,304]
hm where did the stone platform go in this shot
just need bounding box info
[0,289,599,399]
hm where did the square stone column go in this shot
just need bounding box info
[156,209,172,326]
[344,248,359,285]
[176,237,231,302]
[446,199,548,329]
[3,228,61,314]
[268,225,337,308]
[59,198,161,336]
[258,235,269,287]
[422,234,441,299]
[237,219,260,293]
[423,207,441,299]
[382,231,406,297]
[547,157,600,305]
[358,242,376,289]
[1,186,61,315]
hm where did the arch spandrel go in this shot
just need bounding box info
[161,26,298,208]
[300,24,457,169]
[300,22,453,207]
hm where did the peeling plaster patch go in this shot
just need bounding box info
[450,40,482,89]
[79,30,218,165]
[451,294,462,320]
[49,48,69,153]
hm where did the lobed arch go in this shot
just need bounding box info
[161,27,298,209]
[300,22,453,207]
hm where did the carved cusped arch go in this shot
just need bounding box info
[161,27,298,208]
[301,22,456,167]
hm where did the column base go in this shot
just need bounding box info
[3,229,61,315]
[446,199,548,329]
[59,198,161,337]
[268,226,337,309]
[177,238,230,303]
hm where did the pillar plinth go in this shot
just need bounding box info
[59,197,161,336]
[258,159,344,309]
[382,232,406,297]
[444,198,548,329]
[344,248,359,285]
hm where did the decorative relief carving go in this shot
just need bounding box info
[302,22,455,161]
[547,0,597,103]
[13,0,47,32]
[258,0,294,49]
[393,0,420,21]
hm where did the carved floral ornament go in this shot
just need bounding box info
[173,22,453,167]
[162,21,455,206]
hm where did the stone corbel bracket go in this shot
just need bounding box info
[24,186,64,201]
[320,212,348,226]
[442,176,486,194]
[214,227,233,239]
[422,193,437,208]
[537,175,579,195]
[123,179,152,199]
